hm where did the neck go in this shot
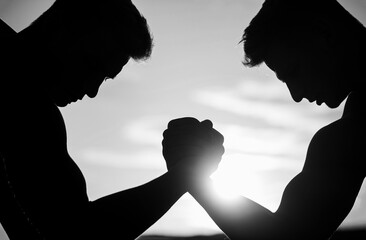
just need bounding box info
[18,26,43,52]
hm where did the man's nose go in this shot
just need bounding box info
[86,82,100,98]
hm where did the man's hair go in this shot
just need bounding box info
[28,0,153,61]
[241,0,365,67]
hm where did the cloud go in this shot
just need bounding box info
[120,115,168,147]
[80,148,165,170]
[77,115,171,170]
[218,123,306,159]
[193,77,343,133]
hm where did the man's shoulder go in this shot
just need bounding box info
[0,19,16,42]
[305,115,366,175]
[312,115,365,153]
[0,91,67,154]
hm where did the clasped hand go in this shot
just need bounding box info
[162,117,225,179]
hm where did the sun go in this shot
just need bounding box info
[210,169,241,201]
[209,155,280,211]
[210,158,246,202]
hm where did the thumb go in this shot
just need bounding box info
[200,119,213,128]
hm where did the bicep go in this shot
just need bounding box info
[276,171,362,238]
[276,127,364,238]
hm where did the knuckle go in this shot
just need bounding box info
[168,117,199,129]
[200,119,213,128]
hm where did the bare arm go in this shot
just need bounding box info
[188,120,365,240]
[88,167,189,240]
[188,178,279,240]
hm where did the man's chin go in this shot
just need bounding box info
[325,103,338,109]
[325,99,343,109]
[54,98,73,107]
[55,101,71,107]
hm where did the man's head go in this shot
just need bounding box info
[21,0,153,106]
[242,0,365,108]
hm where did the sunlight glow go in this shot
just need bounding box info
[210,160,248,203]
[211,172,242,202]
[210,153,284,212]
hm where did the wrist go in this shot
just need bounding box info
[168,164,212,191]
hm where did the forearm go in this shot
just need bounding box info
[88,168,188,240]
[188,178,287,240]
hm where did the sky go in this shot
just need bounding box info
[0,0,366,238]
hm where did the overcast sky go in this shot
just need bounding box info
[1,0,366,238]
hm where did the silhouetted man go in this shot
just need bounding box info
[0,0,223,239]
[163,0,366,239]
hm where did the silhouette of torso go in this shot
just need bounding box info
[0,20,89,239]
[275,90,366,236]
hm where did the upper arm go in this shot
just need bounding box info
[0,96,89,234]
[276,121,365,238]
